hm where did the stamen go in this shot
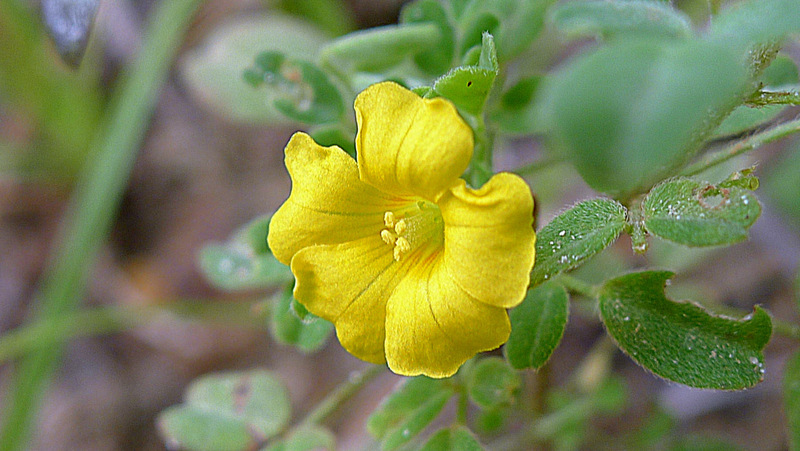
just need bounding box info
[380,201,444,262]
[384,212,396,228]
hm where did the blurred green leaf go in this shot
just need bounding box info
[261,425,336,451]
[235,214,272,255]
[642,177,761,247]
[198,244,292,291]
[599,271,772,389]
[505,281,569,370]
[784,351,800,451]
[158,370,291,451]
[432,33,497,115]
[466,357,521,410]
[419,426,484,451]
[707,0,800,53]
[245,51,344,124]
[713,104,785,138]
[763,140,800,227]
[180,14,328,124]
[490,76,543,134]
[531,199,627,286]
[401,0,456,74]
[309,124,357,157]
[275,0,356,36]
[459,0,553,61]
[320,23,440,73]
[367,376,454,450]
[270,288,333,353]
[762,54,800,87]
[540,39,747,198]
[548,0,692,41]
[668,435,746,451]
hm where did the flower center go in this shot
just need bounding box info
[380,201,444,261]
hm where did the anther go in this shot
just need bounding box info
[393,237,411,261]
[384,212,395,228]
[381,229,396,245]
[394,219,407,235]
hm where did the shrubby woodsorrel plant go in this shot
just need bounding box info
[48,0,794,449]
[153,0,800,449]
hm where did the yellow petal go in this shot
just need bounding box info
[268,132,407,265]
[439,173,536,308]
[384,257,511,378]
[355,82,473,201]
[291,235,410,364]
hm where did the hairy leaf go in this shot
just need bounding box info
[505,281,569,369]
[599,271,772,389]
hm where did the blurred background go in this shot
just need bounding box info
[1,0,800,449]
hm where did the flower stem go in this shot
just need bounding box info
[682,116,800,177]
[513,155,567,177]
[0,2,204,449]
[300,364,385,426]
[556,274,598,299]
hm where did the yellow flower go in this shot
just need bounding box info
[268,82,536,378]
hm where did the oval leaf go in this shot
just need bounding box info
[599,271,772,389]
[540,39,747,197]
[179,15,327,124]
[159,370,291,450]
[504,281,569,370]
[549,0,692,41]
[270,289,333,353]
[466,357,521,409]
[642,177,761,246]
[367,376,454,450]
[531,198,627,286]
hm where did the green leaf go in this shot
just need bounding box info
[308,124,357,158]
[367,377,454,450]
[320,23,441,73]
[459,0,553,61]
[707,0,800,52]
[784,351,800,451]
[275,0,357,37]
[490,76,543,135]
[713,104,785,138]
[599,271,772,389]
[400,0,456,74]
[531,199,627,286]
[198,245,292,291]
[158,370,291,451]
[180,14,328,124]
[246,52,344,124]
[762,54,800,87]
[262,425,336,451]
[642,177,761,247]
[419,426,484,451]
[540,39,747,197]
[466,357,521,410]
[548,0,692,41]
[270,288,333,353]
[432,33,497,115]
[505,282,569,370]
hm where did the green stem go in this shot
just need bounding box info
[746,90,800,107]
[0,2,204,449]
[300,364,385,426]
[682,116,800,177]
[456,389,469,425]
